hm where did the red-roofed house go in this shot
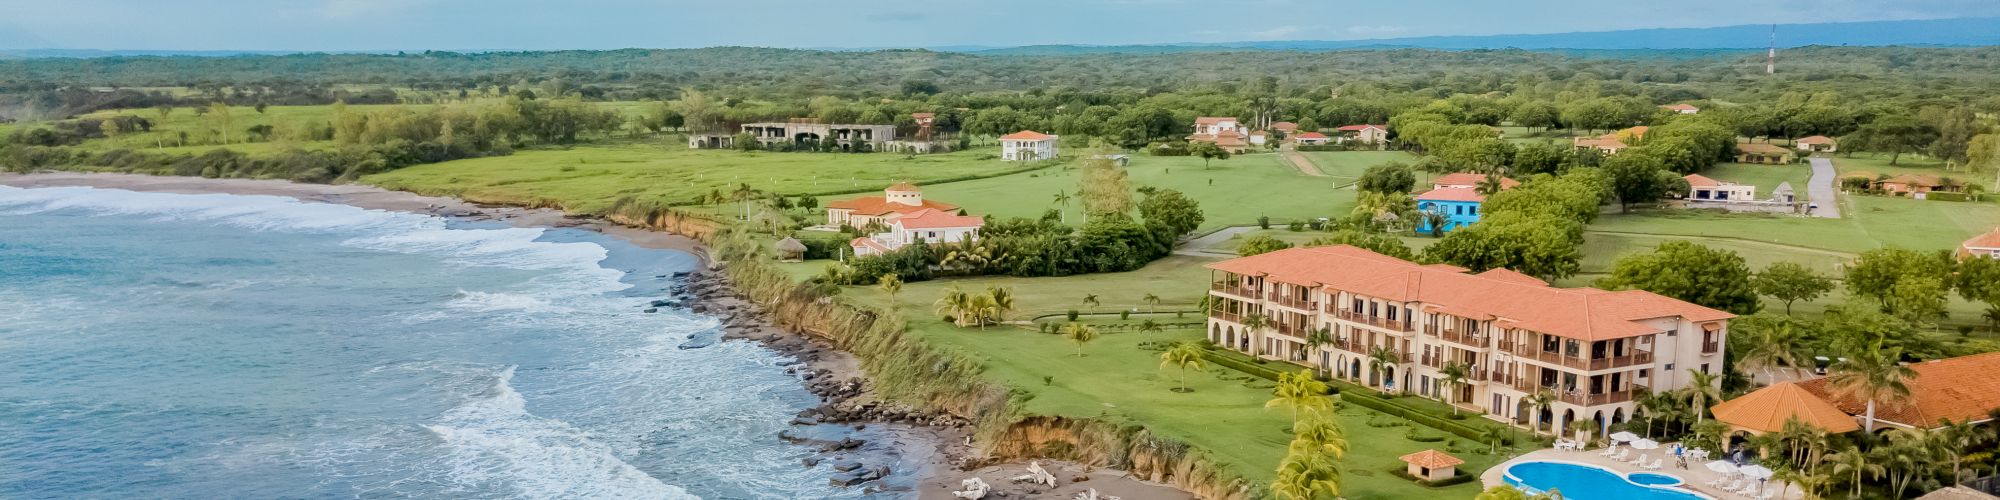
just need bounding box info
[849,208,985,257]
[1188,117,1255,153]
[825,183,961,228]
[1293,131,1331,146]
[1414,187,1487,234]
[1683,174,1757,202]
[1796,351,2000,431]
[1270,122,1299,135]
[1430,172,1521,192]
[1000,130,1058,161]
[1796,135,1837,153]
[1205,245,1733,437]
[1334,124,1389,145]
[1662,104,1700,114]
[1961,228,2000,259]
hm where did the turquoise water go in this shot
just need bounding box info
[1631,472,1685,486]
[1505,461,1710,500]
[0,186,881,499]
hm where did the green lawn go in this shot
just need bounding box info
[816,255,1512,498]
[919,153,1354,232]
[1193,228,1442,255]
[1588,195,2000,254]
[1700,163,1814,201]
[1829,152,1957,179]
[1295,151,1422,181]
[365,143,1035,214]
[66,103,428,152]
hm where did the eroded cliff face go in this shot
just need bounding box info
[704,228,1258,499]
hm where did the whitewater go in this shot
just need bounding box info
[0,185,872,499]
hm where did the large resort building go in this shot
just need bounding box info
[688,119,899,150]
[1205,245,1733,439]
[824,183,984,257]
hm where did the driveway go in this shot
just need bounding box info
[1806,157,1840,218]
[1174,226,1255,257]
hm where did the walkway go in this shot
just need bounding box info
[1280,150,1326,177]
[1173,226,1255,257]
[1806,157,1840,219]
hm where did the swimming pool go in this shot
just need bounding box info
[1504,461,1711,500]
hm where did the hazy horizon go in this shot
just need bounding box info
[2,0,1998,52]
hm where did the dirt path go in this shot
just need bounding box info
[1281,150,1326,177]
[1807,157,1841,218]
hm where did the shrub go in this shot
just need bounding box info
[1257,215,1271,229]
[1926,192,1969,202]
[1067,310,1080,322]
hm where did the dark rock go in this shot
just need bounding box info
[643,308,658,313]
[832,461,863,472]
[802,457,821,467]
[837,438,864,450]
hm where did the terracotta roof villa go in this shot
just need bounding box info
[1795,351,2000,430]
[824,183,959,228]
[1206,245,1733,438]
[1962,227,2000,259]
[1711,381,1861,434]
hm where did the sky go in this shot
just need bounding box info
[1,0,1997,51]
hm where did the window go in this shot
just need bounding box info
[1469,205,1478,215]
[1701,363,1711,374]
[1639,369,1650,378]
[1664,363,1675,371]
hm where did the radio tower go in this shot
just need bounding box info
[1766,24,1777,75]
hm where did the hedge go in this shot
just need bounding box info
[1926,192,1970,202]
[1201,348,1531,446]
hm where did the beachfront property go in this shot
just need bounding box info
[1334,124,1389,146]
[1713,351,2000,434]
[999,130,1059,161]
[1734,142,1797,164]
[1662,104,1700,114]
[1682,174,1757,202]
[1204,245,1734,439]
[1796,135,1837,153]
[1962,228,2000,259]
[848,208,985,257]
[1187,116,1255,153]
[824,183,960,228]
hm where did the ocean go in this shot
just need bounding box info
[0,185,885,499]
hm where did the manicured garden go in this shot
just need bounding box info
[1295,150,1422,181]
[919,153,1359,232]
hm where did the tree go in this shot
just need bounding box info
[987,286,1016,323]
[1953,255,2000,321]
[1305,230,1415,260]
[1596,240,1760,314]
[1733,315,1807,384]
[1356,162,1417,194]
[1142,293,1163,315]
[1060,322,1099,356]
[1685,370,1722,425]
[1077,152,1133,217]
[1421,213,1583,280]
[1827,343,1916,432]
[1304,326,1333,372]
[878,273,903,307]
[1235,233,1294,256]
[1754,262,1834,315]
[1874,430,1935,498]
[1050,190,1073,223]
[1826,447,1883,499]
[1885,276,1950,325]
[1272,412,1345,500]
[1845,248,1954,309]
[1475,173,1508,196]
[1081,294,1101,309]
[1266,369,1332,428]
[1438,362,1469,414]
[1603,153,1672,210]
[1525,390,1558,436]
[1845,116,1940,165]
[933,285,973,327]
[1138,188,1205,237]
[1158,342,1206,393]
[1367,345,1399,390]
[208,102,233,144]
[1190,141,1230,169]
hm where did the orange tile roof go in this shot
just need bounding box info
[1574,136,1627,149]
[999,130,1054,141]
[1711,381,1861,433]
[1431,173,1520,190]
[849,237,892,253]
[1883,174,1943,187]
[1736,142,1791,155]
[1964,228,2000,251]
[1336,124,1386,132]
[893,208,984,230]
[1797,351,2000,428]
[1415,187,1486,203]
[1662,104,1700,111]
[1797,135,1835,145]
[1476,268,1548,286]
[1622,126,1650,139]
[1270,122,1299,131]
[1683,174,1725,188]
[825,196,959,216]
[1295,132,1329,139]
[1399,449,1464,468]
[1206,245,1733,341]
[1194,116,1236,125]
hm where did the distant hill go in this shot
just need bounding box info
[967,17,2000,55]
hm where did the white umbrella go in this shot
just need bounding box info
[1706,460,1738,475]
[1739,465,1774,480]
[1630,438,1660,450]
[1610,431,1640,443]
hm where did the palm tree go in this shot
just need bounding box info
[1304,326,1333,373]
[966,293,999,330]
[1479,425,1509,454]
[1439,362,1470,414]
[1737,319,1807,384]
[1476,173,1507,196]
[1242,313,1273,355]
[986,286,1016,323]
[1273,411,1346,500]
[1366,345,1399,390]
[1142,293,1162,315]
[1051,190,1072,223]
[1874,430,1936,498]
[1159,342,1206,393]
[1526,390,1558,436]
[1266,369,1333,429]
[1060,322,1098,356]
[1685,370,1723,425]
[1137,319,1162,333]
[933,285,972,327]
[1418,207,1451,237]
[1081,294,1101,309]
[1827,344,1916,432]
[1934,418,1991,486]
[731,183,756,221]
[1826,447,1883,499]
[877,273,902,307]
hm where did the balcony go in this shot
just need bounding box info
[1509,344,1655,371]
[1559,388,1639,406]
[1329,309,1412,332]
[1266,293,1317,312]
[1702,340,1720,354]
[1210,283,1259,299]
[1436,329,1488,348]
[1209,311,1242,323]
[1330,339,1361,353]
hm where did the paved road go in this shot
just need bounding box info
[1806,157,1840,218]
[1280,150,1326,177]
[1173,226,1256,257]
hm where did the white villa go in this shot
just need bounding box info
[824,183,960,228]
[1205,245,1733,439]
[1187,116,1255,153]
[849,209,985,257]
[1000,130,1058,161]
[1683,174,1757,202]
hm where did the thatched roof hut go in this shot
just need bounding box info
[775,236,807,262]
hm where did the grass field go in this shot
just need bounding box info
[366,143,1037,214]
[1295,151,1422,181]
[1700,163,1814,200]
[919,153,1360,232]
[1192,227,1442,255]
[816,256,1513,497]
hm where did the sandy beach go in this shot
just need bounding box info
[0,171,1193,500]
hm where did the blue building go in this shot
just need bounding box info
[1414,187,1486,235]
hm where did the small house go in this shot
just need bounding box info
[1878,174,1950,195]
[1414,187,1486,235]
[1333,124,1389,145]
[1000,130,1059,161]
[1429,172,1520,192]
[1399,449,1464,482]
[1734,142,1796,164]
[1960,228,2000,259]
[1796,135,1837,153]
[1662,103,1700,114]
[1684,174,1757,202]
[1293,132,1331,146]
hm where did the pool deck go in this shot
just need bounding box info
[1483,447,1802,499]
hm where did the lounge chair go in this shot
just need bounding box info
[1601,446,1618,456]
[1612,449,1628,461]
[1756,490,1775,500]
[1644,459,1663,470]
[1631,453,1649,465]
[1723,480,1743,492]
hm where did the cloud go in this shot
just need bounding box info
[1345,25,1409,36]
[1247,25,1303,40]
